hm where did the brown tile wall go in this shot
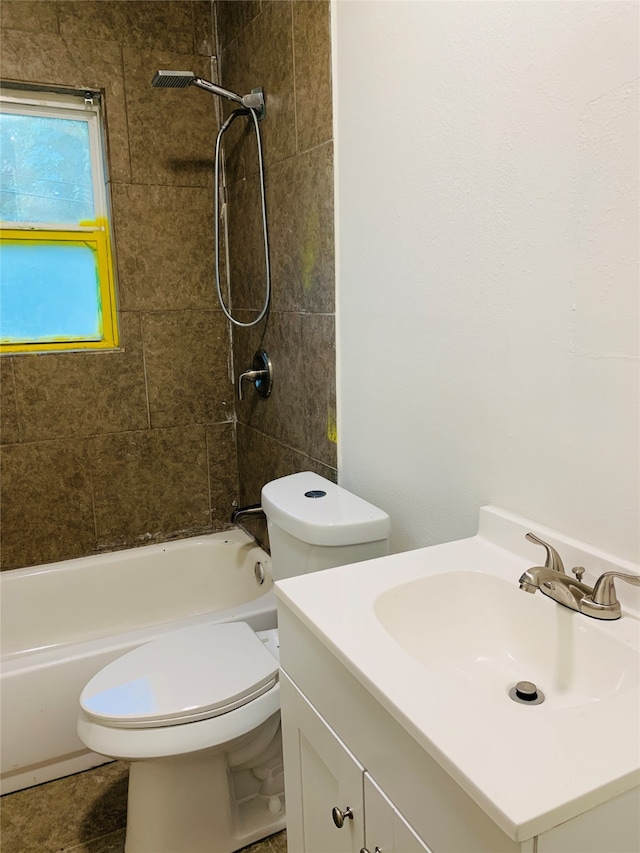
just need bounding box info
[0,1,239,570]
[0,0,337,570]
[216,0,337,540]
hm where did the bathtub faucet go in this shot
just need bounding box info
[231,503,265,524]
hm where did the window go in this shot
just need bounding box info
[0,86,118,353]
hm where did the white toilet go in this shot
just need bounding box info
[77,472,390,853]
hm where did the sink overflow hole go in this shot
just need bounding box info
[509,680,545,705]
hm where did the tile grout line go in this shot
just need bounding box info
[138,312,152,430]
[60,827,126,853]
[290,0,299,156]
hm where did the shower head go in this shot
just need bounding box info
[151,70,195,89]
[151,70,265,114]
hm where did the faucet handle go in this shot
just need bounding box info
[238,368,265,400]
[237,349,273,400]
[578,570,640,620]
[590,571,640,606]
[525,533,566,574]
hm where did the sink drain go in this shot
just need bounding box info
[509,680,545,705]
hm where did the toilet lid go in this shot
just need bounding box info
[80,622,278,729]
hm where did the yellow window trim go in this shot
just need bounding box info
[0,222,119,354]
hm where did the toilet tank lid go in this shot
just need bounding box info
[261,472,390,547]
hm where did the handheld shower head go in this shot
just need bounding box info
[151,70,265,114]
[151,70,195,89]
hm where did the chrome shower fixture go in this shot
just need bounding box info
[152,67,271,328]
[151,70,265,117]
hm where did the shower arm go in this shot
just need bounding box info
[151,70,265,117]
[192,77,264,113]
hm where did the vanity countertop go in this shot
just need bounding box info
[275,506,640,842]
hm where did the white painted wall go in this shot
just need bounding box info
[333,1,639,561]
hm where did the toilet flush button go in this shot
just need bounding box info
[304,490,326,498]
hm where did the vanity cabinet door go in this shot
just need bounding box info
[364,773,432,853]
[281,672,365,853]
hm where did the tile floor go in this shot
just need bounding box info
[0,762,286,853]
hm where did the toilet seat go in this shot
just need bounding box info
[80,622,278,729]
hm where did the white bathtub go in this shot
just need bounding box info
[0,529,276,795]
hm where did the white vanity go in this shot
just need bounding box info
[275,507,640,853]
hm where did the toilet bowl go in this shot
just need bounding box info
[77,472,390,853]
[79,623,284,853]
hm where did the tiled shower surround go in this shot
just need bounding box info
[0,0,336,570]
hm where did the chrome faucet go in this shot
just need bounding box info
[230,503,265,524]
[519,533,640,620]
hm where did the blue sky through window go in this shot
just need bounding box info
[0,241,102,341]
[0,112,95,224]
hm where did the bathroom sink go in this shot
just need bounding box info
[374,570,640,709]
[277,507,640,840]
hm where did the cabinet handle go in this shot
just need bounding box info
[332,805,354,828]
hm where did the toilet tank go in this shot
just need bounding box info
[261,472,391,581]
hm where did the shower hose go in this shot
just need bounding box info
[214,107,271,328]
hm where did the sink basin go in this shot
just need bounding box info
[374,571,639,709]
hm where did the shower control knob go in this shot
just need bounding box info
[238,349,273,400]
[332,805,353,828]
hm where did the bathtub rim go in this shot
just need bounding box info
[1,527,272,662]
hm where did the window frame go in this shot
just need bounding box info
[0,86,119,354]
